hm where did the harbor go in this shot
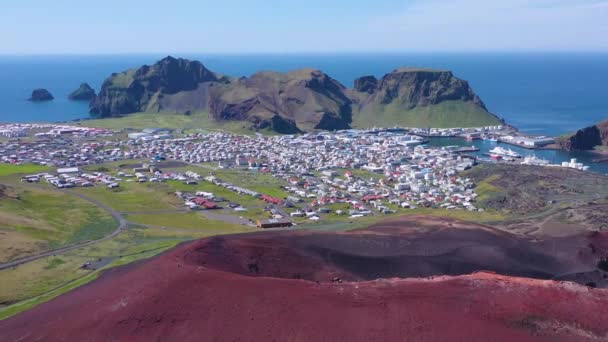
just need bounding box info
[426,137,605,174]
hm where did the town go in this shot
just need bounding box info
[0,122,586,228]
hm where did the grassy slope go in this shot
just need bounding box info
[80,112,274,136]
[462,163,608,217]
[0,164,51,177]
[81,102,500,134]
[0,222,253,320]
[73,182,182,212]
[352,101,502,128]
[0,186,116,263]
[126,212,253,233]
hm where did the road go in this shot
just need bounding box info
[0,183,259,270]
[0,183,128,271]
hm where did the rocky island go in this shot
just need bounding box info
[28,88,54,102]
[559,119,608,151]
[89,56,502,133]
[68,83,96,101]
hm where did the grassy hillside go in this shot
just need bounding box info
[79,112,275,135]
[0,185,116,262]
[82,103,500,134]
[0,164,51,177]
[352,101,502,129]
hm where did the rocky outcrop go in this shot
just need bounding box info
[207,69,354,131]
[356,68,487,110]
[89,57,500,132]
[68,83,96,101]
[559,120,608,150]
[353,76,377,94]
[251,114,301,134]
[90,56,220,116]
[28,88,54,102]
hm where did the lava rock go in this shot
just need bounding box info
[28,88,54,102]
[354,75,378,94]
[69,83,96,101]
[559,120,608,151]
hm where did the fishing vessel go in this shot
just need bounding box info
[489,146,522,158]
[521,155,550,166]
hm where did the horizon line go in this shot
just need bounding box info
[1,50,608,57]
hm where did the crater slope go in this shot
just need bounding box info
[2,216,608,342]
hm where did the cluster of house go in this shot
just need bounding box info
[9,126,493,227]
[175,191,221,210]
[0,123,112,138]
[0,126,126,167]
[272,149,481,216]
[21,168,120,188]
[113,129,485,214]
[127,128,173,141]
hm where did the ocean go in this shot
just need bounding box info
[0,53,607,173]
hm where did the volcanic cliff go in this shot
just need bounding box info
[559,119,608,150]
[89,56,501,132]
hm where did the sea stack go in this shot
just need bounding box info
[68,83,96,101]
[28,88,54,102]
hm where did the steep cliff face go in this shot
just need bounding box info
[352,68,499,128]
[208,69,353,131]
[89,56,219,116]
[353,75,378,94]
[90,57,500,132]
[559,120,608,150]
[354,68,488,110]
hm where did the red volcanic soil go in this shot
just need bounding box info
[2,216,608,341]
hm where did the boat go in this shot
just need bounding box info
[521,155,550,166]
[489,147,522,158]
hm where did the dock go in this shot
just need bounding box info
[453,147,480,153]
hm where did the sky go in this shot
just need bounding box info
[2,0,608,54]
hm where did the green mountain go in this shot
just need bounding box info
[89,56,502,132]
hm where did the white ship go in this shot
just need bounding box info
[521,155,550,166]
[489,146,522,158]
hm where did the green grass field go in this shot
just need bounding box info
[80,112,268,135]
[74,182,182,212]
[472,174,502,202]
[0,164,51,177]
[0,185,116,262]
[164,165,291,199]
[0,221,253,320]
[126,212,253,233]
[210,169,291,198]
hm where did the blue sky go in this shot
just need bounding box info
[2,0,607,54]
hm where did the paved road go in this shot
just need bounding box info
[121,209,190,215]
[0,184,128,271]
